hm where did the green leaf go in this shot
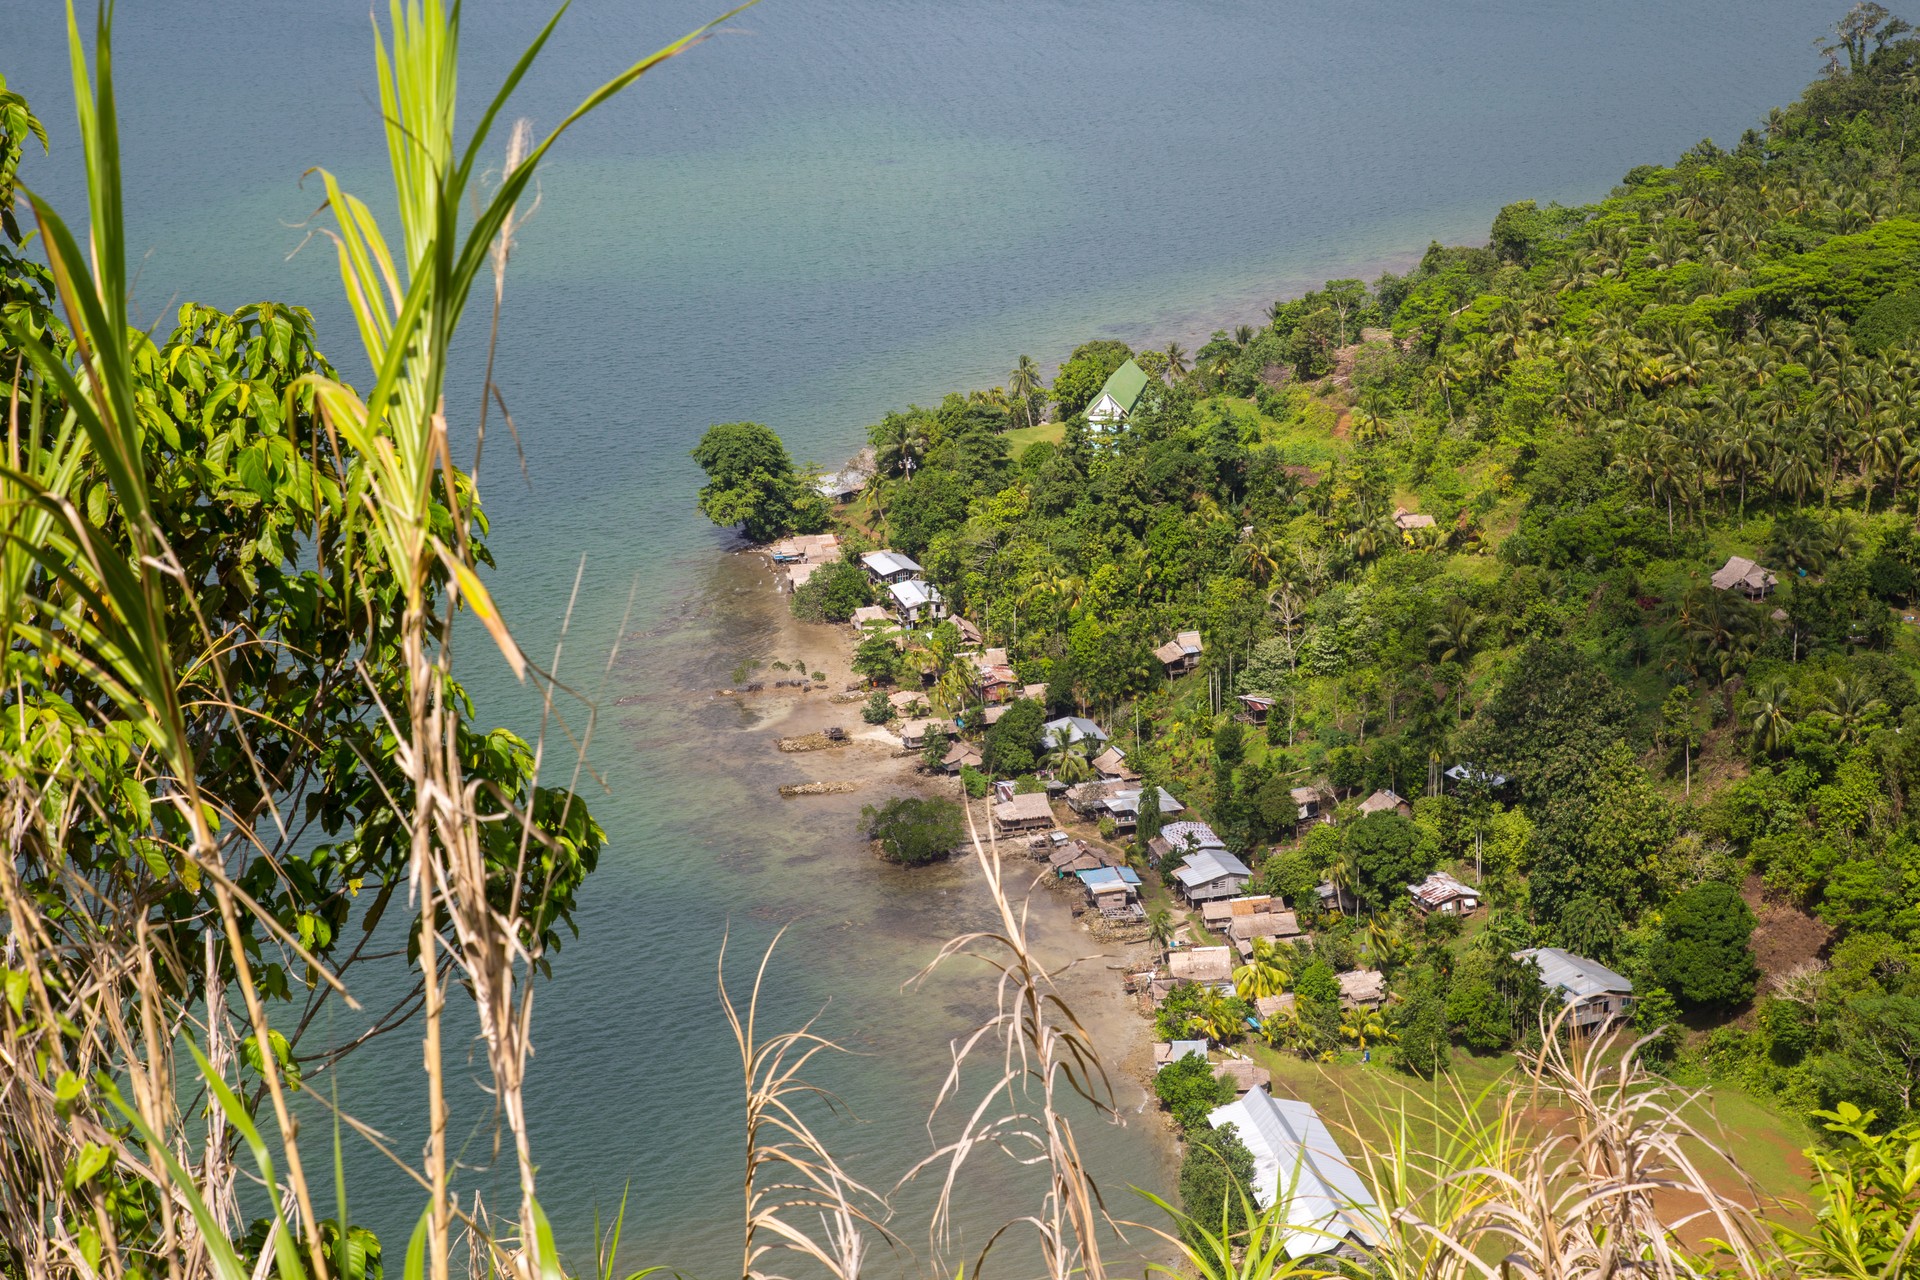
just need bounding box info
[66,1141,110,1189]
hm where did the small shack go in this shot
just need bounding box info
[1091,746,1138,781]
[1408,871,1480,916]
[849,605,892,632]
[939,740,983,774]
[1291,785,1332,832]
[1337,970,1387,1009]
[1216,1056,1273,1094]
[1357,789,1412,819]
[1711,555,1777,600]
[1236,692,1277,724]
[1153,630,1205,677]
[992,791,1055,835]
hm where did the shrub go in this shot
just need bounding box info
[1153,1050,1236,1133]
[960,765,991,799]
[1650,880,1759,1011]
[791,560,872,623]
[1176,1122,1256,1249]
[861,690,890,725]
[860,796,964,866]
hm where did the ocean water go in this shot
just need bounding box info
[8,1,1833,1274]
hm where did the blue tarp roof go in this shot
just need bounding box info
[1075,867,1142,890]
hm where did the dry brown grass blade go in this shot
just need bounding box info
[720,928,896,1280]
[899,799,1122,1280]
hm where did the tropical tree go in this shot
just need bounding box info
[1339,1006,1393,1053]
[1744,677,1796,756]
[1008,354,1042,429]
[1148,906,1177,957]
[1233,938,1293,1001]
[1045,737,1097,783]
[1428,600,1485,665]
[1165,340,1190,380]
[872,410,930,479]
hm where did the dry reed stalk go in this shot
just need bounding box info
[1357,1016,1784,1280]
[721,929,894,1280]
[904,799,1122,1280]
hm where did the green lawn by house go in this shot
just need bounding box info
[1004,420,1066,459]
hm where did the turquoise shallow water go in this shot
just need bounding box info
[9,1,1833,1273]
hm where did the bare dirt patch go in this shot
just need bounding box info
[1742,873,1830,988]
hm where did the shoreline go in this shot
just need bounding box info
[726,545,1179,1170]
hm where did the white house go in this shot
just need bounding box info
[1207,1088,1384,1260]
[1085,358,1150,433]
[887,578,946,623]
[1514,948,1636,1030]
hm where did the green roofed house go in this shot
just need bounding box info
[1086,358,1149,433]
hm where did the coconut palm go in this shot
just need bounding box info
[1744,677,1795,756]
[1339,1006,1393,1053]
[1233,323,1256,347]
[1147,906,1176,957]
[1008,354,1042,430]
[1233,938,1293,1001]
[1164,341,1190,380]
[1428,600,1485,665]
[1195,987,1242,1044]
[1819,675,1888,746]
[874,413,929,479]
[1045,738,1096,784]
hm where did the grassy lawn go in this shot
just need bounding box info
[1239,1042,1813,1220]
[1004,420,1065,459]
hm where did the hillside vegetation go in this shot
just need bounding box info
[703,4,1920,1141]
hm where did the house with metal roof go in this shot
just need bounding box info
[1408,871,1480,916]
[1158,820,1226,852]
[887,578,946,623]
[1086,358,1150,433]
[1172,849,1253,904]
[815,467,868,503]
[1513,948,1636,1030]
[1041,715,1110,750]
[1100,786,1186,832]
[1154,1039,1211,1069]
[861,550,924,584]
[1208,1088,1385,1260]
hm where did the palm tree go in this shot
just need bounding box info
[1164,341,1190,381]
[1233,323,1256,347]
[873,413,928,480]
[1045,738,1096,783]
[1232,938,1293,1001]
[1008,354,1042,430]
[930,661,974,719]
[1819,675,1888,746]
[1744,677,1795,756]
[1428,600,1484,665]
[1195,987,1241,1044]
[1339,1007,1392,1054]
[1147,906,1176,958]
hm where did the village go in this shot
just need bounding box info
[761,514,1649,1262]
